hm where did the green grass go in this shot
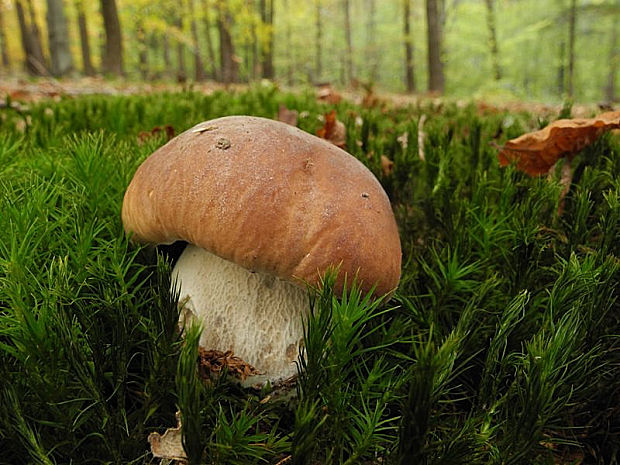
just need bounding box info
[0,86,618,464]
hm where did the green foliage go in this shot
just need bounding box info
[0,87,618,464]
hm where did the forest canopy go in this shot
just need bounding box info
[0,0,618,103]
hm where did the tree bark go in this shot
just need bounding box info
[75,0,95,75]
[0,2,10,68]
[100,0,123,75]
[343,0,354,84]
[201,0,218,80]
[315,0,322,81]
[189,0,206,81]
[137,21,148,79]
[605,1,618,102]
[366,0,378,82]
[46,0,73,76]
[174,12,186,82]
[216,0,238,83]
[283,0,293,85]
[567,0,577,97]
[426,0,445,93]
[484,0,501,81]
[163,33,171,74]
[403,0,415,92]
[16,0,36,74]
[26,0,47,74]
[260,0,274,79]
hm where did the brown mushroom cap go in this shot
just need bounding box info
[122,116,401,296]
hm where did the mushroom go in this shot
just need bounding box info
[122,116,401,386]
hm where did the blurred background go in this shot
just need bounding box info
[0,0,617,103]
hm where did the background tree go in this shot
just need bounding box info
[216,0,238,83]
[100,0,123,75]
[15,0,46,75]
[426,0,444,93]
[484,0,501,81]
[366,0,378,82]
[0,1,10,68]
[46,0,73,76]
[605,0,618,102]
[189,0,206,81]
[201,0,218,80]
[567,0,577,97]
[403,0,415,92]
[259,0,274,79]
[315,0,322,82]
[74,0,95,75]
[343,0,353,84]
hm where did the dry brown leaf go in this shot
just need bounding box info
[137,125,175,145]
[316,110,346,149]
[317,83,342,104]
[198,347,260,381]
[148,411,188,463]
[381,155,394,176]
[498,111,620,176]
[277,104,298,127]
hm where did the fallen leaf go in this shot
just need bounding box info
[277,104,298,127]
[316,110,346,149]
[137,125,175,145]
[498,111,620,176]
[148,411,188,463]
[381,155,394,176]
[198,347,260,381]
[317,83,342,104]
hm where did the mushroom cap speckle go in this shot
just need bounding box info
[122,116,401,296]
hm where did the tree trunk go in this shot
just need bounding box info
[174,13,186,82]
[163,33,171,74]
[16,0,36,74]
[189,0,206,81]
[403,0,415,92]
[216,0,238,83]
[201,0,218,80]
[26,0,47,74]
[343,0,354,84]
[484,0,501,81]
[0,2,10,68]
[315,0,322,82]
[366,0,378,82]
[283,0,293,85]
[426,0,444,93]
[100,0,123,75]
[46,0,73,76]
[75,0,95,75]
[260,0,274,79]
[605,1,618,102]
[567,0,577,97]
[137,21,148,79]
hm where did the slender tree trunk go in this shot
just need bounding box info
[0,2,10,68]
[100,0,123,75]
[189,0,206,81]
[46,0,73,76]
[201,0,218,80]
[26,0,47,73]
[403,0,415,92]
[484,0,501,80]
[366,0,378,82]
[174,12,186,81]
[343,0,354,84]
[605,1,618,102]
[16,0,36,74]
[567,0,577,97]
[260,0,274,79]
[426,0,444,93]
[163,33,171,73]
[216,0,238,83]
[137,21,148,79]
[315,0,322,81]
[75,0,95,75]
[283,0,293,85]
[557,40,565,96]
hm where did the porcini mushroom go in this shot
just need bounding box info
[122,116,401,386]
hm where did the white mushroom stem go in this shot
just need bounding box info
[172,244,309,385]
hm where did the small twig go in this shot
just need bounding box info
[417,114,427,161]
[274,455,292,465]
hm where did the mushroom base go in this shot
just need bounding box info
[172,244,309,386]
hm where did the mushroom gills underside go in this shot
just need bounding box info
[172,244,309,386]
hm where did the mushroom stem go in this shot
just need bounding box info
[172,244,309,385]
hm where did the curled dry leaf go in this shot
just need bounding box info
[277,104,298,127]
[381,155,394,176]
[317,83,342,104]
[148,411,188,463]
[138,125,175,146]
[316,110,346,149]
[498,111,620,176]
[198,347,260,381]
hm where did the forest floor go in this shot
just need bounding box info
[0,75,607,118]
